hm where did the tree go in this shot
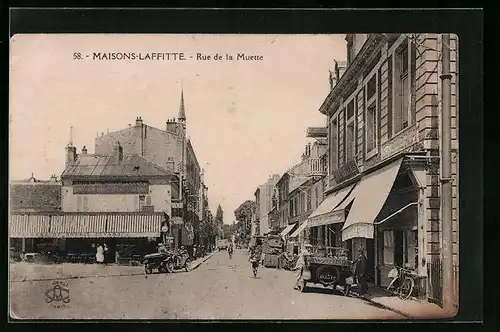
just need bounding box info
[199,221,216,248]
[234,200,256,244]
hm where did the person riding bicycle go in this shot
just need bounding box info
[249,239,263,275]
[228,242,234,257]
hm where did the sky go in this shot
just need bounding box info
[10,34,346,224]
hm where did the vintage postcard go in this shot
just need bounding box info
[9,33,459,320]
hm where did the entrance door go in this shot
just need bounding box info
[366,238,375,283]
[394,231,404,266]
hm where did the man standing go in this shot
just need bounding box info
[353,246,368,295]
[293,244,312,290]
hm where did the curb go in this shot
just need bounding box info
[358,295,413,319]
[190,251,217,270]
[11,252,218,283]
[10,271,145,283]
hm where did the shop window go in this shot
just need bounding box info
[383,231,395,265]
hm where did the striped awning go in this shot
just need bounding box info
[9,213,164,238]
[9,214,52,238]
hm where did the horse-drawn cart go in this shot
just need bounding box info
[298,247,352,292]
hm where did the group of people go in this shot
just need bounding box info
[95,243,109,264]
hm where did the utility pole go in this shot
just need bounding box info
[440,33,454,312]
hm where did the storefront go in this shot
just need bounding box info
[9,212,167,260]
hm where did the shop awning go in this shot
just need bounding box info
[279,223,296,237]
[9,214,52,238]
[290,220,308,238]
[9,213,165,238]
[342,158,403,241]
[307,183,356,228]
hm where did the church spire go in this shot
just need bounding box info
[178,88,186,122]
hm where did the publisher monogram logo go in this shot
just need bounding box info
[45,280,70,308]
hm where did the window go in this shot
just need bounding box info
[394,40,411,133]
[346,100,356,161]
[139,195,145,211]
[82,196,89,211]
[300,192,305,213]
[146,195,152,206]
[366,102,377,153]
[77,195,82,211]
[329,117,338,173]
[306,189,312,211]
[289,199,294,217]
[383,231,395,265]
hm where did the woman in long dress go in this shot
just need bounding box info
[96,244,104,264]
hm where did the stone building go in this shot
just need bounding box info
[252,174,280,236]
[300,34,458,305]
[93,90,204,251]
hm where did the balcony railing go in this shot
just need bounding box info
[308,158,327,177]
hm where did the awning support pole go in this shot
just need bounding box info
[373,202,418,225]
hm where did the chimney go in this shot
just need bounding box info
[82,146,88,154]
[114,141,123,161]
[136,117,143,126]
[50,174,58,182]
[65,144,77,167]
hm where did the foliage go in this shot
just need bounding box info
[234,200,256,223]
[233,200,256,244]
[199,221,216,248]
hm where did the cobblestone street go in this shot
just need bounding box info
[10,250,403,320]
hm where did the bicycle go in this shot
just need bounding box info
[386,265,417,300]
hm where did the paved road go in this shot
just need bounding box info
[10,249,403,320]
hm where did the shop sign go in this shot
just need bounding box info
[308,210,345,228]
[381,126,417,160]
[332,159,360,184]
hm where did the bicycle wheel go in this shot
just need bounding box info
[399,277,415,300]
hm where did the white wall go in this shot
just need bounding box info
[62,184,172,215]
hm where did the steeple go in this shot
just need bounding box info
[178,88,186,122]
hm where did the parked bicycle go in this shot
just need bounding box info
[386,265,417,300]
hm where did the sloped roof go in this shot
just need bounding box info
[10,183,62,212]
[289,177,310,193]
[61,154,174,179]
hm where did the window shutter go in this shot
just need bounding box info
[146,195,152,206]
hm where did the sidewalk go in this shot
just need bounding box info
[10,251,217,282]
[358,287,456,319]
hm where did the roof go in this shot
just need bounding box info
[289,177,310,194]
[61,154,175,179]
[10,183,62,212]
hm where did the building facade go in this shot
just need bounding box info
[253,174,280,236]
[301,34,458,305]
[93,90,204,250]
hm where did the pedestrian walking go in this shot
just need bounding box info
[353,246,368,295]
[293,244,312,290]
[96,244,104,264]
